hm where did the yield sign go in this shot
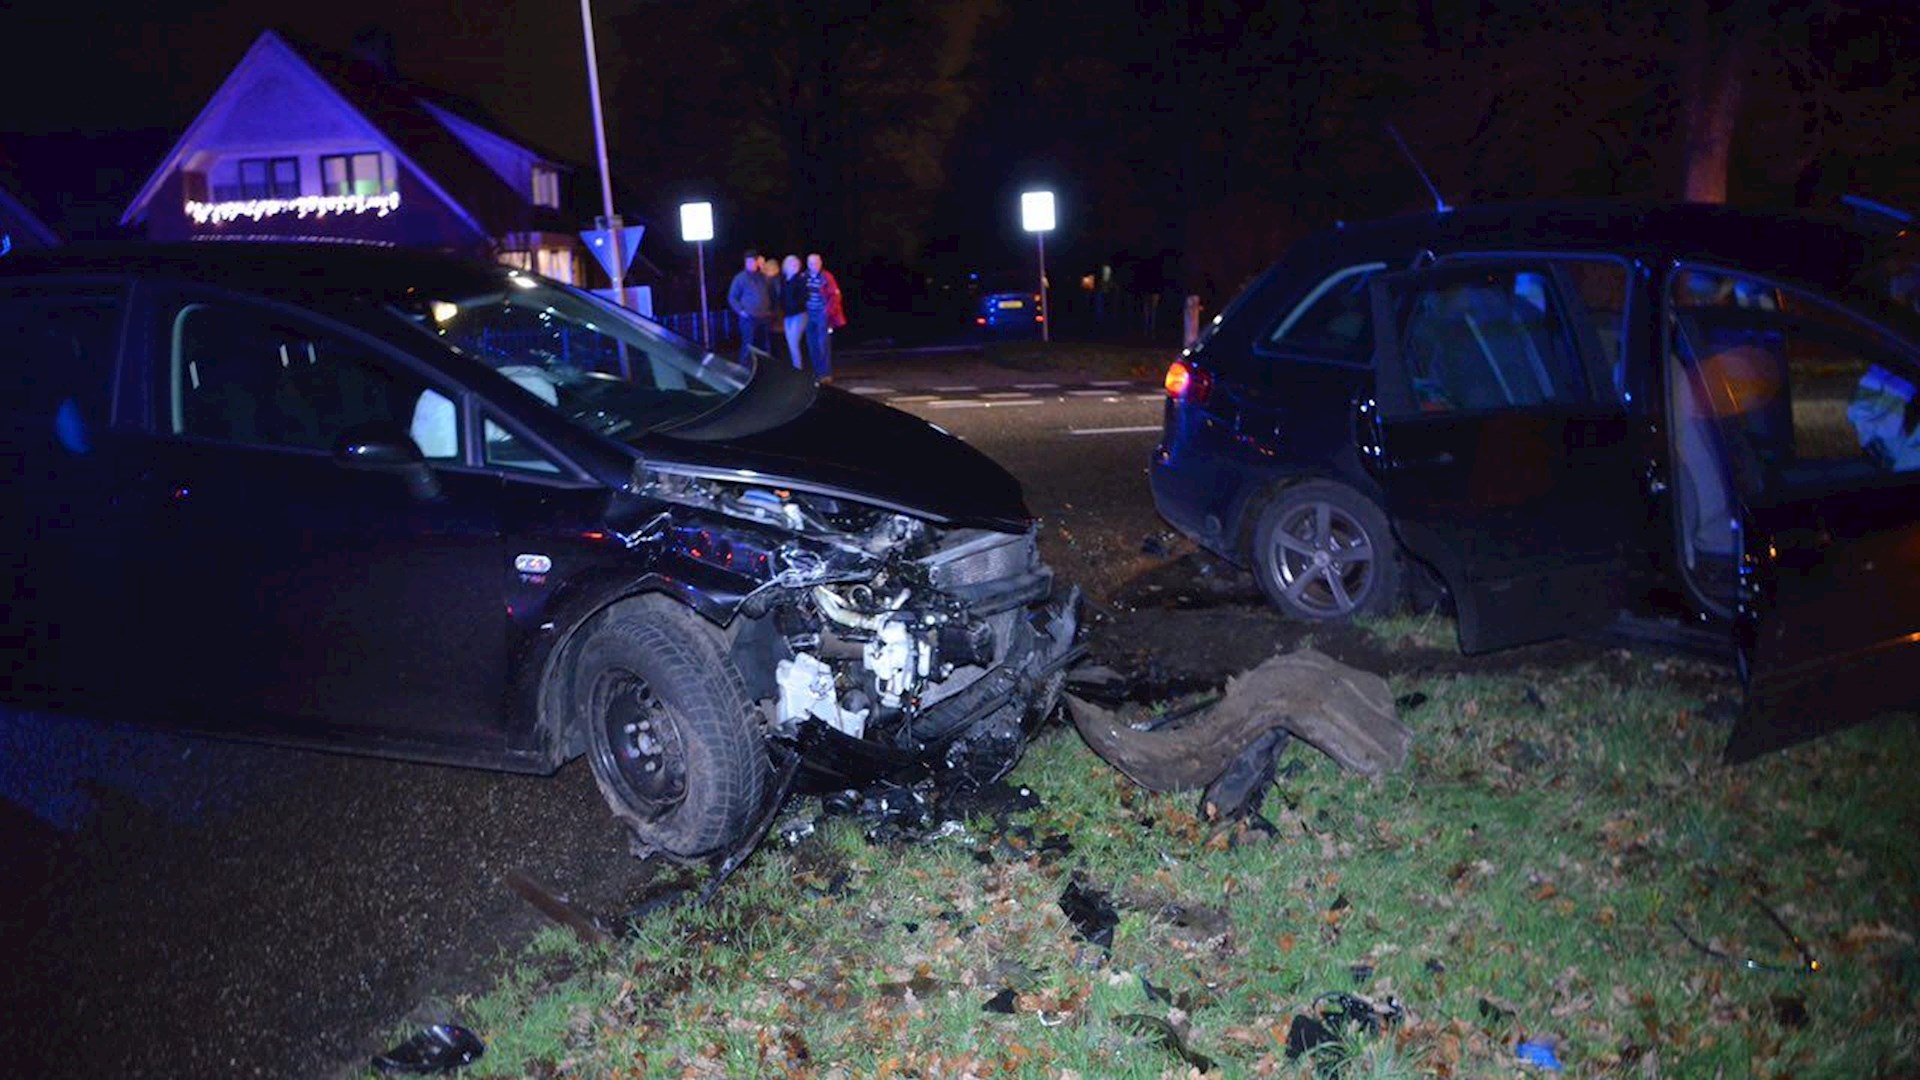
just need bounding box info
[581,224,644,280]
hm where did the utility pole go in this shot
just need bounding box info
[580,0,625,308]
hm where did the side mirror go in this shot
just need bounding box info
[333,422,441,500]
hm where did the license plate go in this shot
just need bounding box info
[997,299,1025,309]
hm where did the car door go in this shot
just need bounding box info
[136,287,514,753]
[0,279,141,710]
[1361,260,1639,652]
[1664,265,1920,760]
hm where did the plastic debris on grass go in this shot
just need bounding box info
[1058,875,1120,950]
[1516,1040,1563,1070]
[372,1024,484,1074]
[1284,991,1406,1076]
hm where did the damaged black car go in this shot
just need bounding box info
[1152,202,1920,760]
[0,244,1078,858]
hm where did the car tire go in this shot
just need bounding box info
[1251,481,1401,622]
[576,599,768,859]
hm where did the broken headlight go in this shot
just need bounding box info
[635,464,928,553]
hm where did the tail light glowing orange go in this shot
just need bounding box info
[1165,360,1211,403]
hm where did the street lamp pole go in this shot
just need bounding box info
[1036,230,1050,343]
[680,201,715,351]
[578,0,624,308]
[1021,190,1056,344]
[696,240,710,348]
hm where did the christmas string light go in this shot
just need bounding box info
[185,191,401,225]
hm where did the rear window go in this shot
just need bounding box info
[1261,263,1386,364]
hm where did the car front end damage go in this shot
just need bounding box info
[600,463,1081,860]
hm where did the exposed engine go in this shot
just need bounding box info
[635,467,1076,781]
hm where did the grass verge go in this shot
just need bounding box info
[375,642,1920,1078]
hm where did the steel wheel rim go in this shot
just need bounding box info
[1268,500,1376,617]
[595,672,688,817]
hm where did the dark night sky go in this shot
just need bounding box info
[5,0,616,161]
[7,1,1920,303]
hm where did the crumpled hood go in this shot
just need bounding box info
[638,386,1034,531]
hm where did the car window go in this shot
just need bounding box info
[165,299,457,458]
[393,271,750,442]
[1668,266,1920,492]
[1556,260,1631,403]
[0,288,124,454]
[1394,266,1587,412]
[483,416,562,474]
[1263,263,1386,363]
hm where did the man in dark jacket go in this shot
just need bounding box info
[779,254,808,370]
[727,250,775,361]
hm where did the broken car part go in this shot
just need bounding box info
[503,869,612,949]
[1066,649,1406,795]
[1116,1013,1217,1073]
[1200,728,1290,822]
[372,1024,484,1074]
[1058,876,1120,950]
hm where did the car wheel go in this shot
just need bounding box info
[1251,481,1401,622]
[576,599,768,859]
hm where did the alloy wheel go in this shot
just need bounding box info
[1267,499,1377,617]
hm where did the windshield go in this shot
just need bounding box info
[391,269,752,440]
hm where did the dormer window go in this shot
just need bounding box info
[532,166,560,209]
[238,157,300,199]
[321,152,392,197]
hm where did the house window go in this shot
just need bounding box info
[497,251,532,272]
[531,166,560,208]
[320,152,391,197]
[236,157,300,199]
[535,247,576,285]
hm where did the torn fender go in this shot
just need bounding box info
[1066,649,1406,790]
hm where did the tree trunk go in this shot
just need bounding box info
[1680,5,1752,204]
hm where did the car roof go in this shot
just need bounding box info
[1294,200,1907,296]
[0,241,508,303]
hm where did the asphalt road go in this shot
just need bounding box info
[0,364,1181,1079]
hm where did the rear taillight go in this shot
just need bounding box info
[1164,359,1212,404]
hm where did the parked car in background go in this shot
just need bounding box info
[970,273,1045,335]
[1150,202,1920,759]
[0,245,1077,860]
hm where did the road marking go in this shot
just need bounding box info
[1014,382,1059,390]
[1089,379,1132,387]
[1133,393,1165,402]
[1066,388,1114,397]
[925,398,1046,410]
[840,344,982,358]
[848,386,893,396]
[891,394,940,403]
[981,391,1037,399]
[1069,424,1163,436]
[931,384,979,392]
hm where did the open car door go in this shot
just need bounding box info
[1664,265,1920,760]
[1732,491,1920,760]
[1361,261,1638,653]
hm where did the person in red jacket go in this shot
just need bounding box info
[803,252,845,381]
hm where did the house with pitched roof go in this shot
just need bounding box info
[121,30,594,284]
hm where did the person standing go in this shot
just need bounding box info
[779,255,808,370]
[727,250,774,362]
[803,252,844,381]
[758,254,782,349]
